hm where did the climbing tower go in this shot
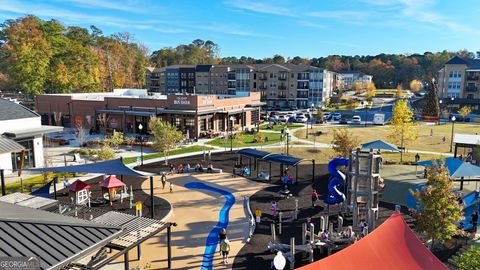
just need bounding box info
[347,148,382,230]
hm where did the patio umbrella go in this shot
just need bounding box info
[417,157,480,178]
[361,140,400,152]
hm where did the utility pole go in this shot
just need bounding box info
[400,124,404,164]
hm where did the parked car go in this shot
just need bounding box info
[352,115,362,124]
[295,115,308,123]
[269,115,279,122]
[278,115,289,122]
[333,113,342,121]
[339,118,348,124]
[373,114,385,125]
[323,112,332,120]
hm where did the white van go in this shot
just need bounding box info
[373,114,385,125]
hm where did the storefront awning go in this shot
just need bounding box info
[97,109,156,117]
[217,107,258,114]
[3,125,64,139]
[0,136,25,153]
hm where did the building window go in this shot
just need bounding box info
[175,117,181,127]
[186,118,195,127]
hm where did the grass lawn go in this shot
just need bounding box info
[3,172,79,195]
[325,102,360,111]
[294,123,480,153]
[259,123,304,131]
[262,147,442,165]
[123,145,214,164]
[206,132,282,148]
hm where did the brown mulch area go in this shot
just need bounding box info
[55,174,171,220]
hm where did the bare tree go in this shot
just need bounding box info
[74,122,89,148]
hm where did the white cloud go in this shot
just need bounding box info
[225,0,296,17]
[59,0,146,13]
[297,21,326,29]
[306,10,369,21]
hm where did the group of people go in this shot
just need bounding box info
[169,162,215,174]
[160,172,174,193]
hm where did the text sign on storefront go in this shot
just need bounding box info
[202,97,213,105]
[174,96,190,105]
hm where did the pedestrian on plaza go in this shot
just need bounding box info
[219,238,231,264]
[311,189,319,207]
[170,164,175,174]
[415,153,420,163]
[271,200,279,219]
[63,175,70,194]
[169,182,174,193]
[472,211,479,227]
[161,172,167,189]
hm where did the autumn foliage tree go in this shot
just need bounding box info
[458,106,472,119]
[409,79,423,92]
[148,117,183,164]
[411,164,463,249]
[388,99,417,147]
[331,128,359,157]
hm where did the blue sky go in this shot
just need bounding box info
[0,0,479,58]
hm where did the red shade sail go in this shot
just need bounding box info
[68,180,91,192]
[100,175,126,189]
[298,213,448,270]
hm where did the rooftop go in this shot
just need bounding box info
[0,98,39,121]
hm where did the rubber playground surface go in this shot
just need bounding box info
[113,171,267,270]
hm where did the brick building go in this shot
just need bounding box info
[35,89,263,139]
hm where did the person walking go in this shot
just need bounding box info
[170,164,175,174]
[161,172,167,189]
[169,182,174,193]
[219,238,231,264]
[311,189,319,207]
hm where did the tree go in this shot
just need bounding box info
[1,16,52,96]
[352,81,363,93]
[409,79,423,92]
[74,122,88,148]
[422,79,440,118]
[458,106,472,119]
[148,117,183,164]
[411,164,463,249]
[395,83,403,98]
[253,133,265,143]
[233,131,245,146]
[456,246,480,270]
[331,128,359,157]
[366,82,376,100]
[98,145,115,160]
[315,111,324,122]
[388,99,417,147]
[105,130,124,149]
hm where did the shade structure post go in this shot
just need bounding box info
[150,176,154,219]
[295,165,298,183]
[167,225,172,269]
[0,169,5,196]
[53,177,57,200]
[269,162,272,181]
[124,251,129,270]
[312,159,315,183]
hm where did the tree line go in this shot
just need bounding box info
[1,15,478,96]
[0,16,148,96]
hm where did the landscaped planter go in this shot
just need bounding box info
[421,116,439,121]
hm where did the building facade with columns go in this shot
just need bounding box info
[35,89,263,139]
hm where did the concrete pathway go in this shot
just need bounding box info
[106,172,268,270]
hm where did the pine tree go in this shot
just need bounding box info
[422,79,440,118]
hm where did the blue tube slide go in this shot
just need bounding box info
[324,158,349,205]
[184,182,235,270]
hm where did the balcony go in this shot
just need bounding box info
[227,74,236,80]
[277,95,287,99]
[297,94,308,98]
[467,75,479,81]
[259,85,267,90]
[278,76,287,81]
[466,85,478,92]
[259,76,267,80]
[278,85,287,90]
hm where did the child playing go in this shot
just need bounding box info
[219,238,231,264]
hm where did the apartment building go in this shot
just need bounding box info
[337,70,373,90]
[146,64,336,109]
[436,56,480,113]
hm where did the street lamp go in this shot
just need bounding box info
[449,116,456,152]
[285,128,291,155]
[229,116,235,152]
[138,123,144,165]
[438,99,443,125]
[364,101,369,127]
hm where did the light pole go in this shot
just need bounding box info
[364,101,369,127]
[138,123,144,165]
[438,99,442,125]
[285,128,290,155]
[449,116,456,152]
[229,116,235,152]
[400,124,404,164]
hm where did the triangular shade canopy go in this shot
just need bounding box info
[417,157,480,178]
[68,180,91,192]
[297,213,447,270]
[30,180,54,198]
[101,175,126,189]
[25,158,146,177]
[361,140,400,152]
